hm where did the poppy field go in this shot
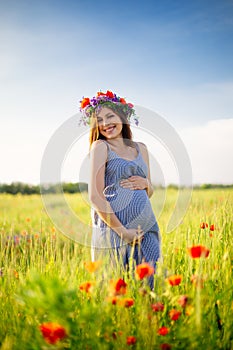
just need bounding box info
[0,188,232,349]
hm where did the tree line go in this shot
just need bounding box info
[0,182,232,195]
[0,182,88,195]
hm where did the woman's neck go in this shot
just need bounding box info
[105,137,126,149]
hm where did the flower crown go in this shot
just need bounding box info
[79,90,139,126]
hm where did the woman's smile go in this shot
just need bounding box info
[103,125,117,134]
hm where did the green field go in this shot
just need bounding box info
[0,189,232,349]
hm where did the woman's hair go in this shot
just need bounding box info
[89,103,133,148]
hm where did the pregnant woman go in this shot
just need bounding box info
[80,90,161,289]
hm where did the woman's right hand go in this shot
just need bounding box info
[121,228,144,245]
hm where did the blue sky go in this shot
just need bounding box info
[1,0,233,184]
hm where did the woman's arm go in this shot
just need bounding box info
[89,140,143,243]
[119,142,154,197]
[137,142,154,198]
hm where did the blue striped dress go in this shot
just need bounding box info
[91,140,161,288]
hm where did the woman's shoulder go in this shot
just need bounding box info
[91,139,108,151]
[90,140,108,162]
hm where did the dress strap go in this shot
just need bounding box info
[134,141,140,154]
[102,140,111,151]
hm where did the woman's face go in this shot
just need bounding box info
[96,107,123,139]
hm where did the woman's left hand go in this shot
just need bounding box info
[120,176,148,190]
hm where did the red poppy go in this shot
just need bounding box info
[200,222,208,229]
[126,336,137,345]
[84,261,101,273]
[167,275,182,286]
[79,281,93,293]
[177,295,189,308]
[80,97,90,109]
[151,302,164,312]
[106,90,115,98]
[120,97,127,104]
[110,278,127,296]
[119,298,134,308]
[108,296,118,305]
[39,322,67,344]
[169,309,182,321]
[160,344,172,350]
[210,224,215,231]
[158,327,169,336]
[187,245,210,258]
[135,263,154,280]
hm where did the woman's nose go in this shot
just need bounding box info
[103,119,109,126]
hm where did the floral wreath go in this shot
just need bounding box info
[79,90,139,126]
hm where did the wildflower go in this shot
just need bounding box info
[79,281,94,293]
[25,217,31,222]
[160,344,172,350]
[158,327,169,336]
[109,278,127,296]
[106,90,115,98]
[120,97,127,104]
[135,262,154,280]
[187,245,210,258]
[108,296,118,305]
[200,222,208,229]
[210,224,215,231]
[177,295,189,308]
[126,336,137,345]
[84,261,102,273]
[80,97,90,109]
[169,309,182,321]
[119,298,134,308]
[167,275,182,286]
[39,322,67,344]
[151,302,164,312]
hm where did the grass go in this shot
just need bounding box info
[0,189,232,349]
